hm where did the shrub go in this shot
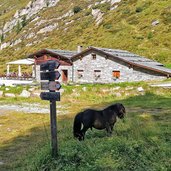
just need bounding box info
[21,15,27,28]
[0,33,4,42]
[147,32,153,39]
[136,7,143,13]
[73,6,82,14]
[16,20,22,34]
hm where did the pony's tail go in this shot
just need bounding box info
[73,113,82,139]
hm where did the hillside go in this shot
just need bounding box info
[0,0,171,73]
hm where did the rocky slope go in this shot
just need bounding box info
[0,0,170,72]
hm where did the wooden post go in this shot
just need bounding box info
[50,98,58,157]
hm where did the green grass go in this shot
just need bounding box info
[0,83,171,170]
[0,0,171,73]
[165,64,171,69]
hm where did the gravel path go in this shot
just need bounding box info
[0,103,68,115]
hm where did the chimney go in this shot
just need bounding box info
[77,45,83,53]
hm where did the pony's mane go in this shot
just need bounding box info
[104,104,118,111]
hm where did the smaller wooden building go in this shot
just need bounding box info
[28,48,77,83]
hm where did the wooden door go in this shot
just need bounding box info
[62,70,68,83]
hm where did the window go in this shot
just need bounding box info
[112,71,120,78]
[91,53,96,60]
[77,70,84,78]
[94,70,101,80]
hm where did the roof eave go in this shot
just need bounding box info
[28,48,72,64]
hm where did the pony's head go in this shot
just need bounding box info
[115,103,126,119]
[74,132,84,141]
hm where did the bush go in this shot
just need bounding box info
[73,6,82,14]
[147,32,153,39]
[136,7,143,13]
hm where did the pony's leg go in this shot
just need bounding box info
[81,126,89,140]
[105,123,112,136]
[111,123,114,131]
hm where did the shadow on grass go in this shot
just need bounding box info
[0,92,171,170]
[0,126,51,171]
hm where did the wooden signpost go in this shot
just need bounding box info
[40,60,61,158]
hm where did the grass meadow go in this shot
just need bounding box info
[0,82,171,171]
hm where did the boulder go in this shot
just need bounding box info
[152,20,159,26]
[5,93,16,97]
[111,0,121,5]
[137,87,144,92]
[0,91,3,97]
[0,161,4,165]
[19,90,31,98]
[59,89,65,94]
[82,87,87,91]
[92,9,104,25]
[115,92,122,97]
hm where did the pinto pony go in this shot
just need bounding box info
[73,103,126,141]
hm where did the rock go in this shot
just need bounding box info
[0,42,10,50]
[101,0,109,4]
[115,92,122,97]
[110,5,118,10]
[31,92,40,97]
[72,89,76,92]
[112,86,120,90]
[95,2,100,6]
[92,9,104,25]
[2,0,60,43]
[88,4,92,9]
[37,23,58,34]
[101,89,110,93]
[10,39,22,47]
[152,20,159,26]
[26,32,35,39]
[82,87,87,91]
[0,91,3,97]
[5,93,16,97]
[137,87,144,92]
[26,43,33,47]
[0,161,4,165]
[35,20,47,26]
[19,90,31,98]
[125,87,134,90]
[72,92,80,97]
[28,87,35,92]
[59,89,65,94]
[14,10,19,18]
[111,0,121,6]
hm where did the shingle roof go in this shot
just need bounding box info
[93,47,163,66]
[28,48,77,59]
[45,49,77,58]
[93,47,171,75]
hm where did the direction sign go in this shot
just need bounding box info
[40,71,61,81]
[40,60,60,71]
[41,81,61,91]
[40,92,60,101]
